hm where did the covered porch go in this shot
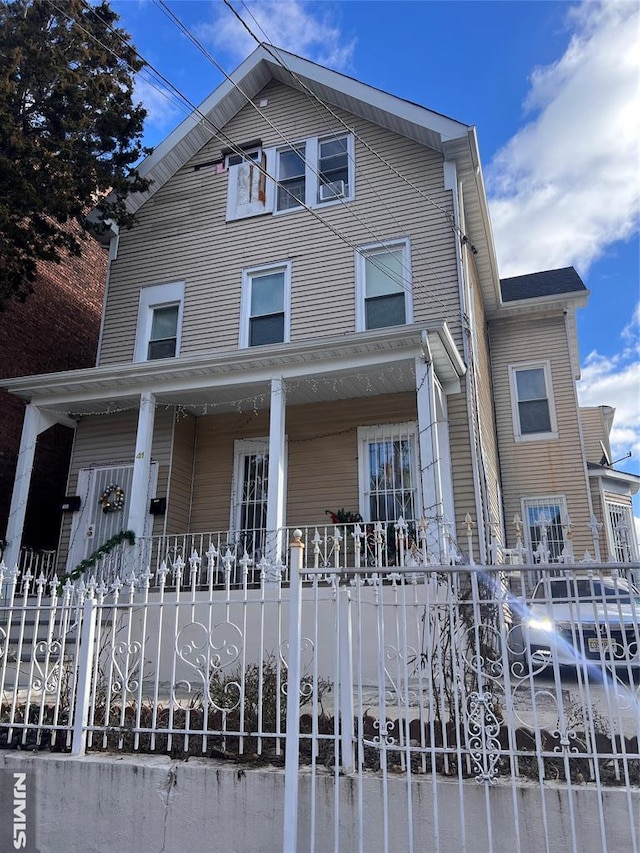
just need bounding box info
[3,324,467,578]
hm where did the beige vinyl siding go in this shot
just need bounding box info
[165,414,196,534]
[579,407,610,465]
[446,389,479,546]
[189,393,417,533]
[99,81,460,365]
[589,478,604,529]
[489,313,592,554]
[468,259,502,544]
[58,409,174,567]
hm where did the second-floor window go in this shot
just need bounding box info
[509,361,558,440]
[240,262,291,348]
[356,239,412,331]
[134,281,185,362]
[148,304,179,360]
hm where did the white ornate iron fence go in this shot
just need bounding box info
[0,542,639,852]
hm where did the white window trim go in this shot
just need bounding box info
[273,132,355,216]
[357,422,421,522]
[134,281,185,363]
[355,238,413,332]
[239,261,292,349]
[508,360,558,442]
[521,494,568,559]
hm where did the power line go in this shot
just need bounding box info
[69,0,458,313]
[154,0,459,311]
[221,0,467,313]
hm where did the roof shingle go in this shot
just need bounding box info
[500,267,587,302]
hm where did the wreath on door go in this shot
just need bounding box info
[99,483,125,513]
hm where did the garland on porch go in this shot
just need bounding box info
[57,529,136,592]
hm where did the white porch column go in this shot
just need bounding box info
[415,346,445,560]
[4,404,76,570]
[266,377,286,563]
[126,391,156,543]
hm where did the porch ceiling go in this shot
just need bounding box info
[1,324,465,417]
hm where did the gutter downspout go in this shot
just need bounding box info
[444,160,487,562]
[565,308,596,556]
[95,225,119,367]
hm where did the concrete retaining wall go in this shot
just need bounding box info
[1,752,636,853]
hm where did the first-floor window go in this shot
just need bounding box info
[232,439,269,556]
[356,239,412,331]
[358,423,419,522]
[134,281,185,362]
[241,262,291,347]
[605,499,637,562]
[522,495,567,561]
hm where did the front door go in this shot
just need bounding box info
[66,463,158,572]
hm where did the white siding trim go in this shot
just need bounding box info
[239,260,292,349]
[134,281,185,363]
[355,237,413,332]
[508,360,558,442]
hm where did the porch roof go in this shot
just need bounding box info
[1,323,465,416]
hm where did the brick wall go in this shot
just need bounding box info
[0,230,106,549]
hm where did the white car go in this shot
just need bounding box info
[511,575,640,672]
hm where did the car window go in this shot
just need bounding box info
[533,578,639,604]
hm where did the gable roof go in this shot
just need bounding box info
[500,267,587,302]
[95,43,502,311]
[125,43,472,217]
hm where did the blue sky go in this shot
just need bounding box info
[112,0,639,510]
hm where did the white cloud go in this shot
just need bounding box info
[196,0,356,71]
[134,76,183,133]
[487,0,640,278]
[577,303,640,467]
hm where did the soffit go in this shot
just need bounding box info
[2,324,465,416]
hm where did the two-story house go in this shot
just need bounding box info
[2,45,637,577]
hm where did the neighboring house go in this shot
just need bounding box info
[0,227,105,559]
[489,267,639,563]
[1,45,637,575]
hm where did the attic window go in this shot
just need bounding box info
[225,147,262,169]
[222,140,262,170]
[226,133,355,223]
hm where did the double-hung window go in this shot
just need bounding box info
[356,239,412,331]
[317,135,350,202]
[276,145,306,212]
[358,423,419,523]
[241,262,291,348]
[134,282,185,362]
[509,361,557,440]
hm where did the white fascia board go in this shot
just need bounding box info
[94,44,472,220]
[588,466,640,495]
[2,322,464,409]
[268,47,469,143]
[488,290,590,320]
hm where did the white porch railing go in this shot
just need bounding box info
[1,541,639,852]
